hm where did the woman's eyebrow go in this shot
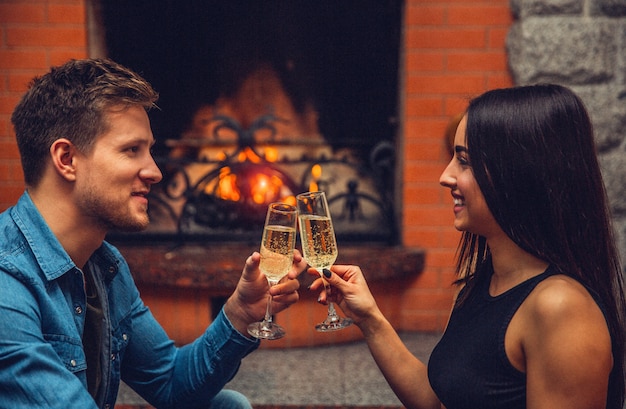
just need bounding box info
[455,145,468,154]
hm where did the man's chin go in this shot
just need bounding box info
[107,217,150,233]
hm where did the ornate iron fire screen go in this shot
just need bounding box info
[110,115,397,244]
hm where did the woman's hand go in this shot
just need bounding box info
[308,265,380,326]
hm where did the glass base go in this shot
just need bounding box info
[247,321,286,340]
[315,316,353,332]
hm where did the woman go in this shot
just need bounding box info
[314,84,626,409]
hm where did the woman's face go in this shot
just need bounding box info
[439,115,501,238]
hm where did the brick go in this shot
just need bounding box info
[404,206,451,228]
[447,5,514,26]
[0,50,48,70]
[406,51,446,72]
[0,185,24,209]
[441,227,463,247]
[0,94,24,116]
[405,139,445,161]
[404,162,447,183]
[0,163,9,181]
[0,160,23,182]
[402,289,455,311]
[398,310,443,332]
[403,227,442,249]
[0,4,45,24]
[9,72,36,92]
[447,51,509,72]
[405,27,486,50]
[444,97,470,117]
[404,184,444,204]
[404,118,449,140]
[405,96,444,116]
[405,5,446,25]
[406,73,485,96]
[7,27,87,47]
[488,27,510,49]
[426,249,459,270]
[48,4,86,24]
[486,73,514,90]
[0,141,19,159]
[49,50,88,66]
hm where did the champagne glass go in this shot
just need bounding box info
[296,191,353,331]
[247,202,297,340]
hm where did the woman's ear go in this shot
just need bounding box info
[49,138,77,182]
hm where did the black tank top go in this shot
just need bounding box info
[427,266,558,409]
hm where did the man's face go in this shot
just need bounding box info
[73,105,162,233]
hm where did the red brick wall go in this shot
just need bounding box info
[0,0,88,209]
[398,0,513,331]
[0,1,513,336]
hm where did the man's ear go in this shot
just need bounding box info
[50,138,78,182]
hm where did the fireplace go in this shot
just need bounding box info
[101,1,404,245]
[94,1,424,347]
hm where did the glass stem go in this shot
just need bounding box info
[262,279,278,329]
[263,293,273,325]
[323,279,340,321]
[327,302,340,319]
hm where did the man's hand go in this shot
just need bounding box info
[224,250,307,336]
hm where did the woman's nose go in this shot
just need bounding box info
[439,161,455,188]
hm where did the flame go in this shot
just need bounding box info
[250,173,280,204]
[308,163,322,192]
[216,166,241,201]
[264,146,278,162]
[211,147,298,206]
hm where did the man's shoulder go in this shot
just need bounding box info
[0,211,42,285]
[0,205,26,257]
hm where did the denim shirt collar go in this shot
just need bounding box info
[11,191,119,282]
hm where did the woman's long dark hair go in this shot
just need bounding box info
[455,84,625,409]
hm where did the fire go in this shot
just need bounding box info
[308,163,323,192]
[214,160,296,207]
[216,167,241,202]
[264,146,279,162]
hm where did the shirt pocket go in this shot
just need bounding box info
[111,314,131,359]
[44,334,87,373]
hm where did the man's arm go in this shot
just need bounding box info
[119,251,304,409]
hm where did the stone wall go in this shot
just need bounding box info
[506,0,626,271]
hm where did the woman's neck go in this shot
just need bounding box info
[487,235,549,296]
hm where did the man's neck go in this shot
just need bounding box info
[29,186,105,269]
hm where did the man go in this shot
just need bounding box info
[0,58,305,409]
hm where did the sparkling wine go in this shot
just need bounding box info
[298,215,337,270]
[259,225,296,282]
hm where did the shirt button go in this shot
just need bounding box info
[74,305,83,315]
[70,359,77,367]
[110,354,116,361]
[108,266,116,273]
[122,333,128,341]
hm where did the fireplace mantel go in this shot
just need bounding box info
[117,243,425,295]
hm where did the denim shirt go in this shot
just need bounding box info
[0,192,259,409]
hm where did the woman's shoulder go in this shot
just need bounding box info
[525,273,608,329]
